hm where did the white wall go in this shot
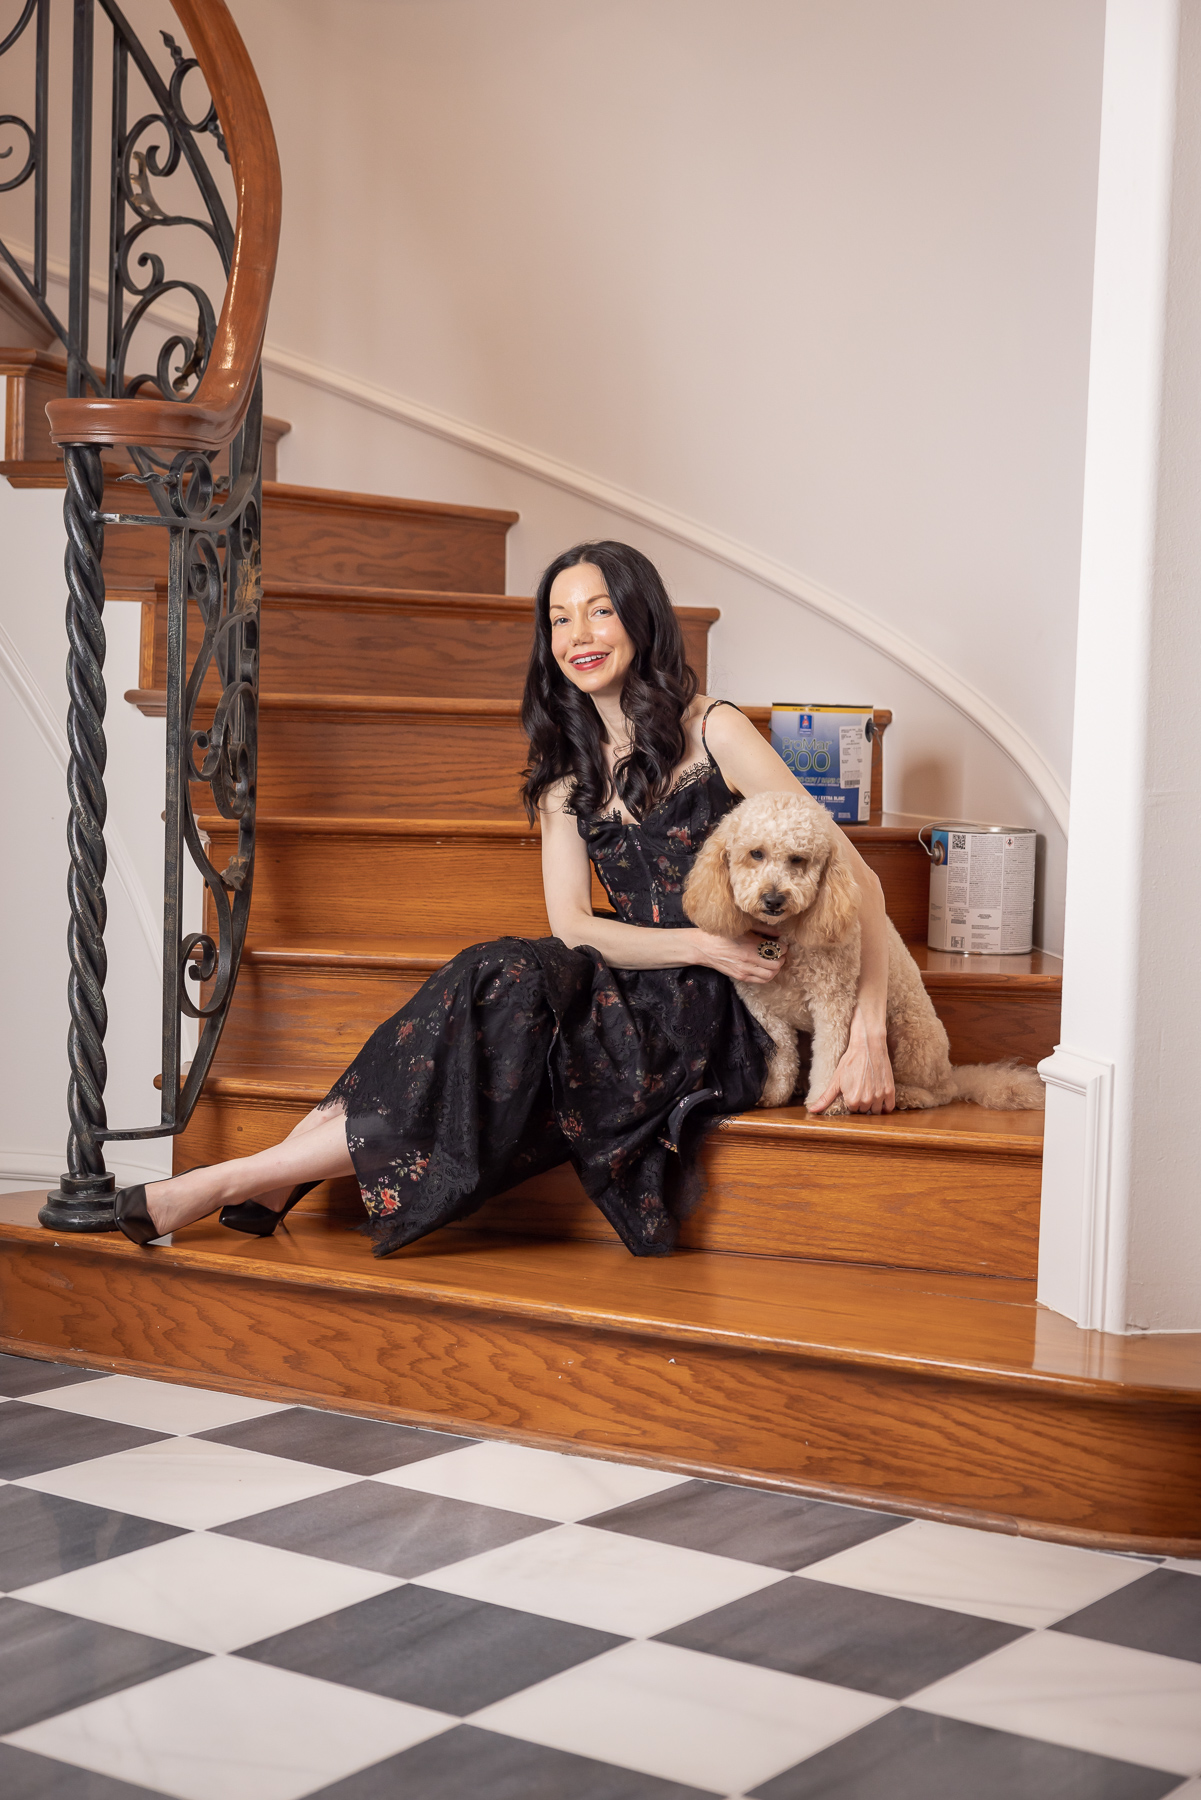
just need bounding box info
[1039,0,1201,1333]
[0,483,175,1194]
[234,0,1105,949]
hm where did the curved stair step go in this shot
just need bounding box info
[173,1062,1043,1278]
[2,1191,1197,1552]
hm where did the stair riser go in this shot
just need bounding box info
[207,825,927,944]
[214,827,551,939]
[105,491,512,595]
[255,711,531,818]
[176,1089,1039,1278]
[213,958,1056,1078]
[5,1235,1197,1548]
[140,597,713,700]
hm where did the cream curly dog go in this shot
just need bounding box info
[683,791,1045,1113]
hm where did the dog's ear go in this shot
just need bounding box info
[793,837,861,945]
[683,815,746,936]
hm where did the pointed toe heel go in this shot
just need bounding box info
[220,1181,321,1238]
[113,1186,162,1248]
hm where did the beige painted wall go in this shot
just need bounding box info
[232,0,1104,948]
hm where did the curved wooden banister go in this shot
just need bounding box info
[46,0,281,454]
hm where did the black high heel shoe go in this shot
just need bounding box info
[220,1182,320,1237]
[112,1186,164,1248]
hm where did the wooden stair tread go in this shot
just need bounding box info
[201,811,938,845]
[187,1059,1042,1155]
[2,1190,1196,1400]
[239,932,1060,991]
[141,574,721,622]
[260,481,519,525]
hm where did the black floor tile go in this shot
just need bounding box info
[0,1743,172,1800]
[748,1708,1181,1800]
[0,1404,168,1480]
[586,1479,907,1570]
[1054,1567,1201,1663]
[307,1724,718,1800]
[0,1598,202,1734]
[240,1582,623,1714]
[657,1574,1025,1700]
[0,1487,185,1592]
[195,1407,475,1475]
[0,1356,108,1400]
[215,1477,552,1577]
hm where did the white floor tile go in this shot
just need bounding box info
[1163,1783,1201,1799]
[1165,1559,1201,1577]
[909,1628,1201,1776]
[470,1638,893,1793]
[373,1438,688,1522]
[21,1374,290,1436]
[4,1654,453,1800]
[14,1529,401,1653]
[414,1521,785,1637]
[799,1519,1151,1627]
[15,1436,360,1529]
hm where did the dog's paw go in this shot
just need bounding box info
[759,1075,796,1108]
[811,1095,849,1117]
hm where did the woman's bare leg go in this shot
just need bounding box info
[235,1103,348,1216]
[141,1104,353,1236]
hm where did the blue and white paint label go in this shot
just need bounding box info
[770,706,872,823]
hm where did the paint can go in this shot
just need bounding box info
[919,822,1037,955]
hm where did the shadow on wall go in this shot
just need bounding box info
[895,755,964,823]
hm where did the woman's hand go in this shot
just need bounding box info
[808,1006,896,1113]
[692,930,786,985]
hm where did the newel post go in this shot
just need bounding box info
[40,443,118,1232]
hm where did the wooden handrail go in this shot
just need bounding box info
[46,0,281,454]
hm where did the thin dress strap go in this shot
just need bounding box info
[700,699,741,767]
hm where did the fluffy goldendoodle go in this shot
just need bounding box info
[683,791,1045,1113]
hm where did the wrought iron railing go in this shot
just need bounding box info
[0,0,280,1230]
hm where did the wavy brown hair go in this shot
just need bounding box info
[520,541,699,823]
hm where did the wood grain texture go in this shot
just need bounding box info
[102,485,520,595]
[0,1200,1197,1548]
[178,1063,1041,1276]
[210,940,1057,1086]
[201,815,935,943]
[260,484,516,591]
[133,584,715,701]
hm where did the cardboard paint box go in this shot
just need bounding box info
[770,705,873,824]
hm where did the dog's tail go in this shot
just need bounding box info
[951,1060,1045,1110]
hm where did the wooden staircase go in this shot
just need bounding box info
[3,473,1200,1554]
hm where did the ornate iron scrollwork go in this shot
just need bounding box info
[0,2,262,1228]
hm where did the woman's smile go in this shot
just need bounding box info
[548,562,635,698]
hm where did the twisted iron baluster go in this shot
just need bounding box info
[40,444,117,1231]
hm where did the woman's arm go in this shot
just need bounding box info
[539,789,783,986]
[702,705,896,1113]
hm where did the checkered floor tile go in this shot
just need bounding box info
[1,1352,1199,1800]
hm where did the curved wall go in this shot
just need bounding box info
[236,0,1106,949]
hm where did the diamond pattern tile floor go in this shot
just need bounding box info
[0,1352,1197,1800]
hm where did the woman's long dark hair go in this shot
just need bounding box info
[521,542,699,823]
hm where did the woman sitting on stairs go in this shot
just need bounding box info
[111,541,896,1258]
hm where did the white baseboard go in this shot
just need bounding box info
[1037,1046,1120,1330]
[0,1143,172,1197]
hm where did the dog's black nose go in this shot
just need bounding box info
[761,891,786,915]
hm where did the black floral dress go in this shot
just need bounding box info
[324,712,767,1258]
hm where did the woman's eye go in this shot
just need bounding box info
[749,850,764,862]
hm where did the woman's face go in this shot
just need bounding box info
[548,563,635,699]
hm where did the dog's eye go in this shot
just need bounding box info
[789,856,806,868]
[749,849,764,862]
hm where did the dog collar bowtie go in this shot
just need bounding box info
[757,939,784,961]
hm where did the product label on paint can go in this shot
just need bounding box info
[771,706,872,823]
[927,826,1036,955]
